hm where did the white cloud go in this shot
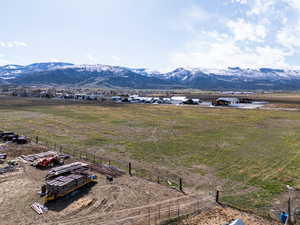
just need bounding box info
[227,19,267,42]
[169,31,290,69]
[247,0,276,15]
[0,41,28,48]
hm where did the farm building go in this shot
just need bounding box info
[171,96,188,104]
[213,97,240,106]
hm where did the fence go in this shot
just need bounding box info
[29,134,184,193]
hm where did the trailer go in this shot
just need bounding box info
[33,155,64,168]
[42,173,97,202]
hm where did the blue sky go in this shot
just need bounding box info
[1,0,300,70]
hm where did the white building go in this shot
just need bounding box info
[171,96,188,104]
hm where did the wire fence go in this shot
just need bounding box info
[28,134,185,193]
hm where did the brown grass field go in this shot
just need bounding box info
[2,95,300,223]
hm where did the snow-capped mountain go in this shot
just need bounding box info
[0,62,73,80]
[2,62,300,90]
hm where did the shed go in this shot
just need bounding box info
[214,97,240,106]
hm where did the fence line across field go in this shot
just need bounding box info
[32,135,184,192]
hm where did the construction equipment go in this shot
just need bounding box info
[0,131,29,144]
[12,136,29,144]
[42,173,97,202]
[1,132,18,142]
[46,162,89,179]
[21,151,58,162]
[33,155,64,168]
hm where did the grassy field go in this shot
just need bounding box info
[1,96,300,213]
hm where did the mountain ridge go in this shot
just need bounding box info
[2,62,300,90]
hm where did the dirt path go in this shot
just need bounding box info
[42,194,213,225]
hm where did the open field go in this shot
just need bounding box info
[1,96,300,220]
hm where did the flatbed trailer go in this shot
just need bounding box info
[43,173,97,203]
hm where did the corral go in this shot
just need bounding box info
[1,95,300,224]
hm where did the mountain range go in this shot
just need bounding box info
[1,62,300,90]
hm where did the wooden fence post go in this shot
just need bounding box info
[216,190,220,204]
[129,162,132,176]
[36,136,39,144]
[179,178,183,192]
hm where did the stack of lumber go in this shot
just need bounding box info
[46,174,88,195]
[21,151,57,162]
[46,162,88,179]
[90,164,125,177]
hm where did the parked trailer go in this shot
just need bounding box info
[43,173,97,202]
[21,151,58,162]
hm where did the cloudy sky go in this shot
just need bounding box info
[1,0,300,70]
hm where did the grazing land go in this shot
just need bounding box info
[1,95,300,220]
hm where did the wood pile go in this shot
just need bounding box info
[90,164,125,177]
[46,174,88,195]
[21,151,57,162]
[46,162,89,179]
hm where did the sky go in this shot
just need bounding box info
[1,0,300,71]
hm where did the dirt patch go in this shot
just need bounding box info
[179,206,279,225]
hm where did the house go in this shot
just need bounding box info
[111,96,122,102]
[213,97,240,106]
[183,98,200,105]
[171,96,188,104]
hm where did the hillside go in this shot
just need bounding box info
[2,63,300,90]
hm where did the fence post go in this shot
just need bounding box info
[36,136,39,144]
[129,162,132,176]
[216,190,220,204]
[288,197,292,225]
[179,178,183,192]
[157,176,160,184]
